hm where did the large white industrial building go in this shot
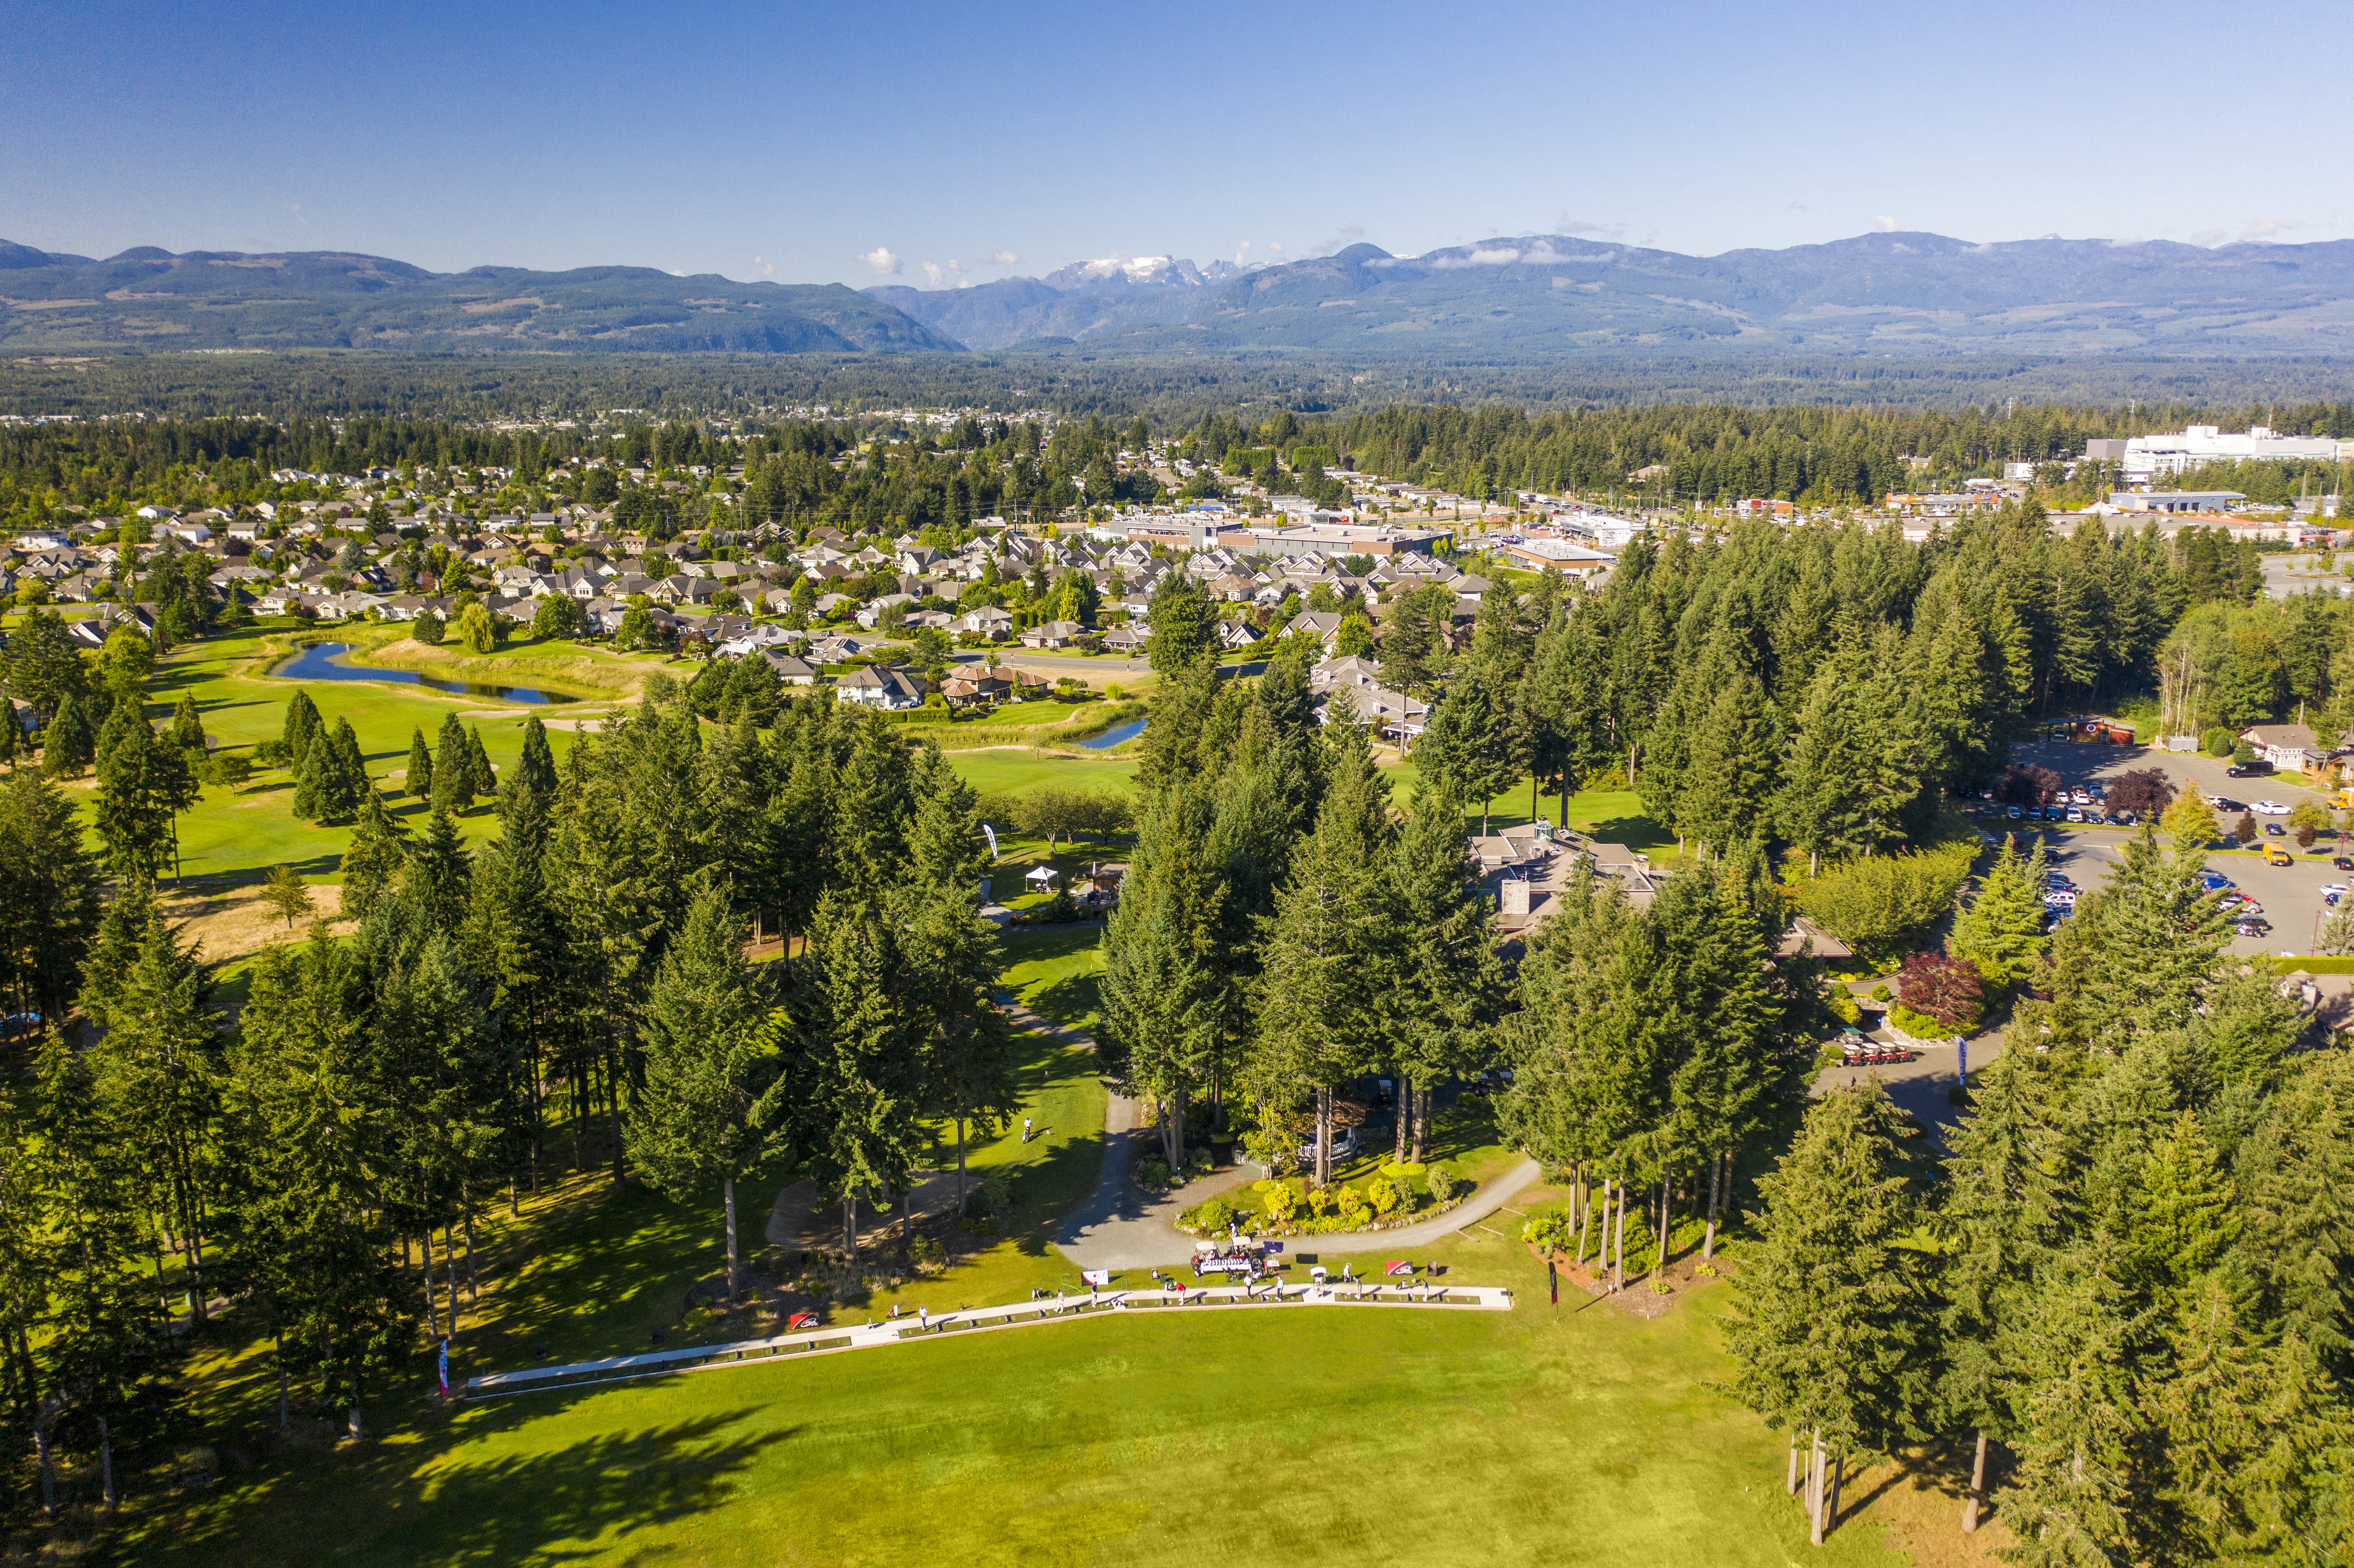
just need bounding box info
[2121,425,2348,482]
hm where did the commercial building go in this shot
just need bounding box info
[1229,522,1451,558]
[2107,491,2245,515]
[1501,538,1616,578]
[2121,426,2347,483]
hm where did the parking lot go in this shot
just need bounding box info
[1992,740,2347,957]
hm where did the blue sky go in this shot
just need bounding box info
[6,0,2349,287]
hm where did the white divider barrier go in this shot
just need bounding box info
[464,1280,1513,1400]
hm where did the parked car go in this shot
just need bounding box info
[2200,873,2236,890]
[2065,809,2085,823]
[2237,919,2273,937]
[2322,884,2349,905]
[2007,805,2023,820]
[2266,823,2288,836]
[1296,1126,1362,1164]
[2226,764,2269,778]
[2043,890,2079,908]
[2334,856,2354,871]
[2253,800,2291,815]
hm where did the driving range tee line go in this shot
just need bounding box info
[461,1282,1514,1401]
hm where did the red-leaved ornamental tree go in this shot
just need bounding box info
[1897,951,1985,1030]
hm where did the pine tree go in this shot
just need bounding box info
[290,731,324,822]
[1101,777,1222,1170]
[1725,1083,1935,1543]
[408,807,473,935]
[466,726,496,798]
[2046,831,2229,1048]
[432,712,475,814]
[339,789,408,923]
[1379,787,1499,1164]
[0,768,103,1027]
[93,694,140,777]
[1936,1045,2078,1533]
[404,726,434,800]
[623,887,779,1306]
[905,743,989,894]
[41,693,93,778]
[903,876,1017,1216]
[85,905,224,1323]
[26,1029,177,1506]
[93,715,186,880]
[227,934,417,1442]
[833,709,912,890]
[168,691,205,753]
[280,691,322,766]
[2233,1051,2354,1374]
[317,716,368,822]
[1949,836,2049,991]
[1247,725,1392,1185]
[792,890,928,1257]
[512,713,557,801]
[1675,672,1781,853]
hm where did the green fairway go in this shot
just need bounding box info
[125,1230,1920,1568]
[948,749,1142,797]
[121,623,591,889]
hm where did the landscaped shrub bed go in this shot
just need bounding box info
[1177,1162,1464,1237]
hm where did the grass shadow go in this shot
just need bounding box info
[126,1406,795,1567]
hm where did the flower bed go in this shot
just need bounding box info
[1177,1164,1465,1238]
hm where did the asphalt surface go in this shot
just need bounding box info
[1990,740,2348,957]
[2261,552,2349,600]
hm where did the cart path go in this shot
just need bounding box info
[1020,993,1546,1269]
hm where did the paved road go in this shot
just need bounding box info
[1012,995,1547,1271]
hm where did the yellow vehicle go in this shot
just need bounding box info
[2266,845,2295,866]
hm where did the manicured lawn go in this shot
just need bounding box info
[110,624,586,890]
[998,924,1107,1031]
[123,1226,1922,1568]
[949,750,1142,797]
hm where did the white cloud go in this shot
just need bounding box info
[989,250,1019,266]
[1340,222,1366,239]
[1266,241,1286,259]
[2242,216,2299,241]
[754,255,775,277]
[1233,240,1253,264]
[2187,227,2228,247]
[1555,215,1622,237]
[1431,240,1578,270]
[922,262,945,287]
[856,246,901,276]
[1870,215,1899,232]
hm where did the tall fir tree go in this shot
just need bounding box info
[404,725,434,801]
[623,886,778,1305]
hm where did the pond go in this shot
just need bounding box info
[1080,718,1146,750]
[269,642,577,705]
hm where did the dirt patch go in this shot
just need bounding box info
[1529,1239,1728,1319]
[1850,1447,2016,1566]
[767,1170,970,1252]
[162,882,351,966]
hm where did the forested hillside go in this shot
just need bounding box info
[0,243,962,355]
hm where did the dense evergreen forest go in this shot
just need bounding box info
[4,348,2353,425]
[6,395,2352,530]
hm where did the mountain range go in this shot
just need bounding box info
[872,233,2354,357]
[0,241,960,354]
[6,233,2354,358]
